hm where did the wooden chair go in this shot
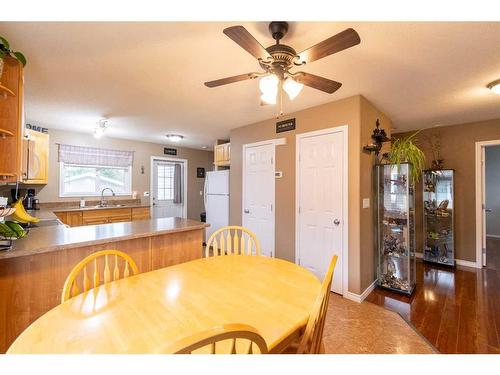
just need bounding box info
[61,249,139,303]
[205,226,261,257]
[164,323,268,354]
[283,255,338,354]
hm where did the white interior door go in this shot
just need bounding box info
[481,146,487,266]
[152,159,186,219]
[297,129,345,294]
[243,143,275,257]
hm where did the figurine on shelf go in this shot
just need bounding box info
[383,234,407,257]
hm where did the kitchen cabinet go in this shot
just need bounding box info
[0,57,24,183]
[55,207,150,227]
[22,129,49,184]
[214,142,230,167]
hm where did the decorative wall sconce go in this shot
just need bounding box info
[363,119,391,156]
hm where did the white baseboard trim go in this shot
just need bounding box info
[343,279,377,303]
[415,252,479,268]
[486,234,500,239]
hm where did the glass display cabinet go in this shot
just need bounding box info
[375,163,416,295]
[423,169,455,266]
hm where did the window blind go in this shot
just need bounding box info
[58,144,134,167]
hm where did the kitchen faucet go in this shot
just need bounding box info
[100,188,116,207]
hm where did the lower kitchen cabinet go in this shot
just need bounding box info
[55,207,150,227]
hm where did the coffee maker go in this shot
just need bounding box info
[11,188,39,210]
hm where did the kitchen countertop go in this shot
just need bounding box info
[0,217,208,260]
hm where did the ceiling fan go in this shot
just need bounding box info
[204,22,361,111]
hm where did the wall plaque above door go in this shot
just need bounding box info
[276,118,296,133]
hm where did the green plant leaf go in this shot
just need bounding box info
[388,131,425,182]
[12,51,27,66]
[0,36,10,50]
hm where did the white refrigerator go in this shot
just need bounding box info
[204,170,229,240]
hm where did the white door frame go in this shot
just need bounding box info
[475,139,500,268]
[242,139,277,257]
[295,125,349,296]
[150,156,188,219]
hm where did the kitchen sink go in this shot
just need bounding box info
[89,204,126,208]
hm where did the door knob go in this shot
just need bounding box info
[244,209,250,214]
[485,208,492,213]
[333,219,340,225]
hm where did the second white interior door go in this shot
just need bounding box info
[152,159,186,218]
[297,128,346,294]
[243,143,275,257]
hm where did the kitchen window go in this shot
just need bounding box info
[58,144,134,197]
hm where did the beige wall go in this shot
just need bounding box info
[394,118,500,262]
[12,128,214,221]
[359,97,392,291]
[230,95,391,294]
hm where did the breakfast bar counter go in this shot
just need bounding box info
[0,216,208,352]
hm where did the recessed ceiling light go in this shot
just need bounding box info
[487,79,500,95]
[201,146,208,149]
[166,134,184,142]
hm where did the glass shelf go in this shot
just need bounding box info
[423,169,455,267]
[375,163,416,295]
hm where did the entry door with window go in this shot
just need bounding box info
[297,128,345,294]
[152,160,185,218]
[243,143,275,257]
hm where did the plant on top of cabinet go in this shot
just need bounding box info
[0,36,27,80]
[387,131,425,182]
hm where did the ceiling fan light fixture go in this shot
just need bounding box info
[487,79,500,95]
[259,74,279,95]
[261,90,278,105]
[283,78,304,100]
[166,134,184,143]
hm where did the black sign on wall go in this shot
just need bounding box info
[197,167,206,178]
[276,118,296,133]
[164,147,177,156]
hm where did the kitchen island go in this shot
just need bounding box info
[0,215,208,352]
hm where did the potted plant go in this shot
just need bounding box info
[0,36,27,82]
[387,130,425,182]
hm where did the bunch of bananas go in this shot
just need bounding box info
[10,199,40,224]
[0,221,26,239]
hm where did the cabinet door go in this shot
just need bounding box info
[66,212,82,227]
[225,143,231,163]
[22,129,49,184]
[132,207,150,221]
[214,145,224,164]
[54,211,67,225]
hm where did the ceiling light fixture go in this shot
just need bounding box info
[166,134,184,143]
[283,78,304,100]
[487,79,500,95]
[259,74,279,104]
[94,119,108,139]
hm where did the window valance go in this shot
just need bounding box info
[58,144,134,167]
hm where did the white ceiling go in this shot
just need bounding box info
[0,22,499,148]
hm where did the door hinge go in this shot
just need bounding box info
[298,206,301,214]
[298,153,301,162]
[482,247,486,254]
[271,157,274,165]
[270,204,273,212]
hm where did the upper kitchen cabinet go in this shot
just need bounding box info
[0,57,24,183]
[22,128,49,184]
[214,141,230,168]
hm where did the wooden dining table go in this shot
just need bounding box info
[7,255,321,354]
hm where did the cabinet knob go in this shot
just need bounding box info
[334,219,340,225]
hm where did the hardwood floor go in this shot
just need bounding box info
[323,293,434,353]
[365,260,500,354]
[486,236,500,271]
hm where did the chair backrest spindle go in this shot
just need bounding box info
[205,226,261,257]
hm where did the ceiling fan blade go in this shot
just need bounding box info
[204,73,258,88]
[294,72,342,94]
[298,28,360,64]
[223,26,272,61]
